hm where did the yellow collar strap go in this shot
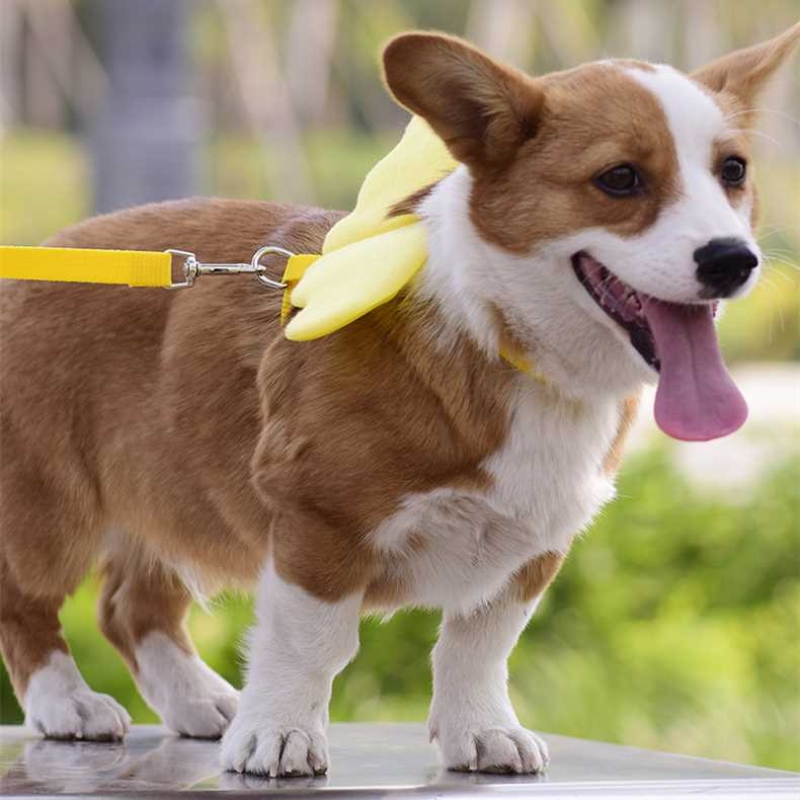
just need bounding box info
[498,343,549,384]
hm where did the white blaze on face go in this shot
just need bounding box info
[590,64,756,441]
[597,64,761,302]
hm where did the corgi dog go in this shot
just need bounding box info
[1,25,797,778]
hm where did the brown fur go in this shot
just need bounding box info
[383,33,544,169]
[603,395,642,475]
[389,184,438,218]
[0,559,69,696]
[98,549,194,671]
[512,552,565,603]
[0,199,341,695]
[467,64,684,253]
[256,293,517,600]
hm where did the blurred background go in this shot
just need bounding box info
[0,0,798,772]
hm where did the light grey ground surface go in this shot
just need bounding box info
[1,724,798,798]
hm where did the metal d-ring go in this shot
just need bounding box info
[251,245,293,290]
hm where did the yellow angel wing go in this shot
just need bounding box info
[322,116,457,254]
[283,116,457,341]
[285,223,428,341]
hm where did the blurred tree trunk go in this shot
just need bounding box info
[680,0,722,70]
[23,6,61,128]
[607,0,675,63]
[0,0,22,132]
[466,0,534,66]
[287,0,340,128]
[217,0,313,203]
[19,0,107,125]
[90,0,202,214]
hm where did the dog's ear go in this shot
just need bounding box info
[382,32,543,170]
[692,22,800,122]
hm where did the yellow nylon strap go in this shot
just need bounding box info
[280,253,320,324]
[499,344,547,385]
[0,246,173,288]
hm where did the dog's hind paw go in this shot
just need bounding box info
[436,725,549,774]
[134,632,239,739]
[159,685,238,739]
[220,716,328,778]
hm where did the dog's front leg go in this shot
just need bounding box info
[429,584,551,774]
[220,562,362,777]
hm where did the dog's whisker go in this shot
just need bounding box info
[761,248,799,260]
[725,106,800,127]
[727,126,784,149]
[764,257,800,272]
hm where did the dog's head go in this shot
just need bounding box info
[382,25,799,440]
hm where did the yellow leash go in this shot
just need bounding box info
[0,244,313,292]
[0,245,173,288]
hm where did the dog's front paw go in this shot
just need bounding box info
[433,723,549,774]
[26,688,131,742]
[220,713,328,777]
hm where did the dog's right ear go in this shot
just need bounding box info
[692,22,800,125]
[382,32,543,170]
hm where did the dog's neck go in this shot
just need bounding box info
[415,167,501,357]
[415,166,648,402]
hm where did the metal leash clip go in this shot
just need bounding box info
[165,246,293,290]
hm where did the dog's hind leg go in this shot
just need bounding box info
[0,422,131,741]
[98,549,238,738]
[0,559,131,741]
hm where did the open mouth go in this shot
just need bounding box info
[570,251,747,442]
[571,252,659,370]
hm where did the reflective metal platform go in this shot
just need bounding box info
[1,724,797,798]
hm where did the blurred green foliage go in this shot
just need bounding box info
[1,447,798,770]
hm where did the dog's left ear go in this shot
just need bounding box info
[692,22,800,121]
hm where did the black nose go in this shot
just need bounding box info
[694,237,758,298]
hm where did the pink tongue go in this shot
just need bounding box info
[645,300,747,441]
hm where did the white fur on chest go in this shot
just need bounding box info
[371,379,620,614]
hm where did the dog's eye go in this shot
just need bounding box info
[595,165,641,197]
[721,156,747,187]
